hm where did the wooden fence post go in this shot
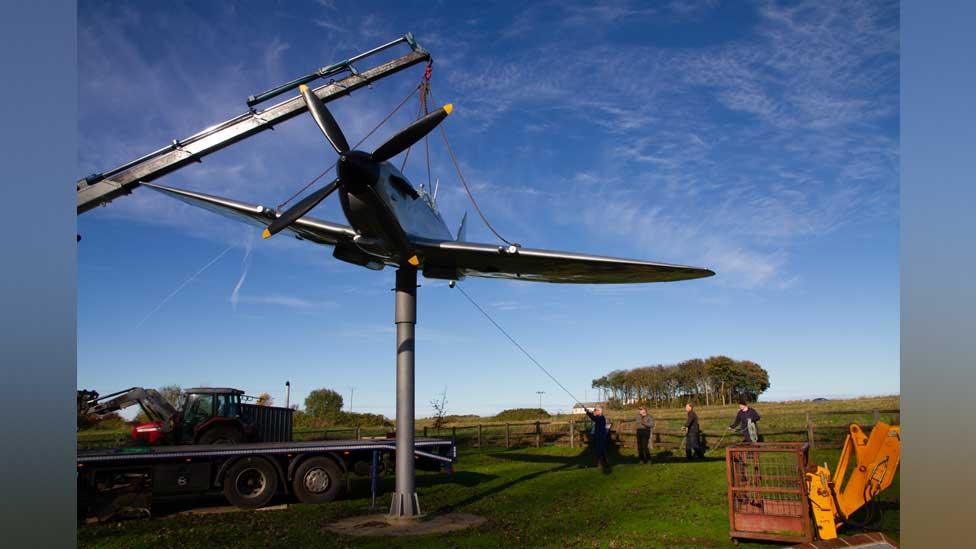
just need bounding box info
[806,412,816,450]
[423,426,428,437]
[505,423,510,448]
[355,426,361,440]
[477,424,483,448]
[452,426,457,444]
[873,409,880,424]
[570,420,575,448]
[535,421,541,448]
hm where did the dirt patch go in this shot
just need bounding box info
[177,504,289,516]
[324,513,486,537]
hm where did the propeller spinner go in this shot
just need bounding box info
[264,83,452,270]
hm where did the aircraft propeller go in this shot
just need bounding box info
[263,84,452,268]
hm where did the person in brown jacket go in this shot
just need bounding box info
[636,406,653,464]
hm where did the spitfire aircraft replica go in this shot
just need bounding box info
[77,34,713,519]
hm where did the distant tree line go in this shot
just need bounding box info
[494,408,551,422]
[591,356,770,408]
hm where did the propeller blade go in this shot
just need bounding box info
[263,178,340,239]
[299,84,350,155]
[371,104,453,163]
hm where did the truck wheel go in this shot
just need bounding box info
[199,424,244,445]
[223,457,278,509]
[292,456,343,504]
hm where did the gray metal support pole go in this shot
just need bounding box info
[389,267,421,519]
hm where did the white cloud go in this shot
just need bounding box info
[234,294,338,311]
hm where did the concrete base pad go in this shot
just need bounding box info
[323,512,486,537]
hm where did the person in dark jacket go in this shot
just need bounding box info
[684,403,704,460]
[583,405,609,469]
[636,406,653,464]
[729,401,761,443]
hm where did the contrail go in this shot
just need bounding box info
[136,244,235,328]
[230,232,254,311]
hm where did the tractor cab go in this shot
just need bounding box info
[174,387,252,444]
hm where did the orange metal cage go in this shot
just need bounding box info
[726,442,813,544]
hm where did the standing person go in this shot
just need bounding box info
[582,405,610,469]
[729,400,761,443]
[636,406,653,464]
[684,403,704,460]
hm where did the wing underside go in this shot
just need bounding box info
[144,183,714,284]
[142,183,356,246]
[414,239,714,284]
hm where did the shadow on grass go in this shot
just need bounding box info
[436,444,727,512]
[488,446,621,474]
[415,470,499,488]
[436,456,579,511]
[487,446,725,468]
[647,450,726,464]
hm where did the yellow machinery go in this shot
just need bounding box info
[805,422,901,540]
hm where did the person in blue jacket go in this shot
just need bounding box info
[582,405,610,469]
[729,400,761,443]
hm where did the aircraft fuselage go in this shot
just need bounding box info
[337,154,453,261]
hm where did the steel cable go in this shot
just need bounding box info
[454,284,585,409]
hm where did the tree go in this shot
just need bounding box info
[735,360,769,402]
[256,392,273,406]
[430,387,448,431]
[590,356,770,408]
[705,356,737,405]
[304,388,344,419]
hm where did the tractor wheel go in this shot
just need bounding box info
[198,424,244,445]
[291,456,343,504]
[222,457,278,509]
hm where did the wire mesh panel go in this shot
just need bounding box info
[726,442,813,544]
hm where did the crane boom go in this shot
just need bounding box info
[77,36,430,214]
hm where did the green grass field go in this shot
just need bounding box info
[78,443,899,548]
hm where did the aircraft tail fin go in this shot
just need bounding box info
[456,212,468,241]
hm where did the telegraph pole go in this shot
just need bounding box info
[536,390,545,410]
[349,387,356,413]
[285,381,291,409]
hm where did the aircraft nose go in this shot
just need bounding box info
[338,151,379,191]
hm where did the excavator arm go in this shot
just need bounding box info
[79,387,178,432]
[806,422,901,540]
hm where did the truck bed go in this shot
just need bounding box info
[77,438,455,464]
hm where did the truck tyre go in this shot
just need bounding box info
[198,424,244,445]
[223,457,278,509]
[291,456,343,504]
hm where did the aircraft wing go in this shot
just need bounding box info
[142,183,356,246]
[144,183,714,284]
[413,239,715,284]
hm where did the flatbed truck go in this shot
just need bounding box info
[77,437,455,520]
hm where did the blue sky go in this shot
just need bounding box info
[77,0,899,417]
